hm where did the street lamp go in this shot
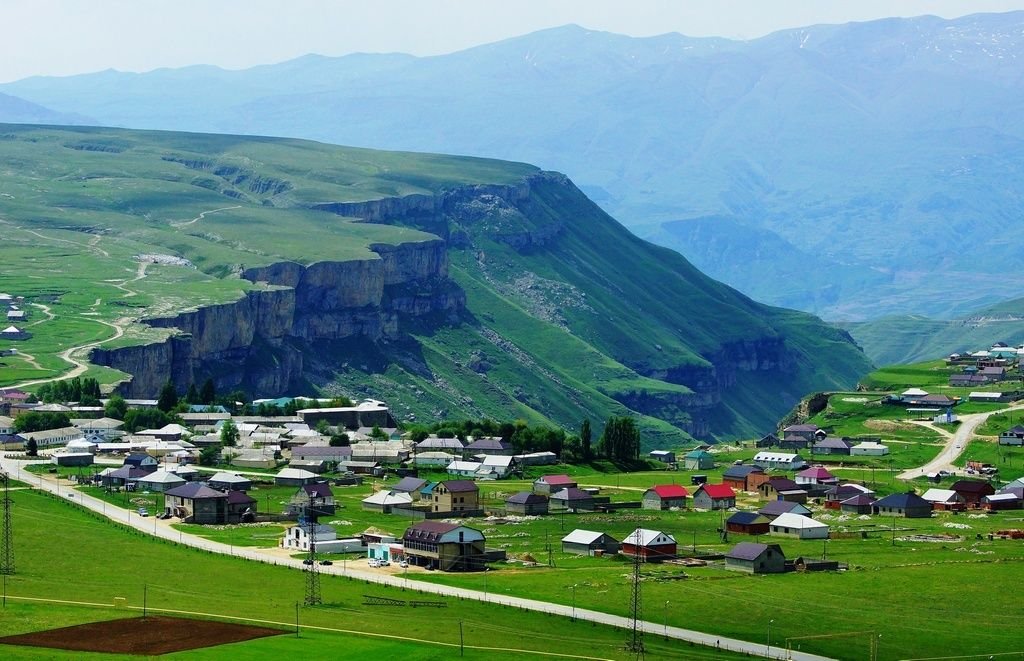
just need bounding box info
[568,583,577,621]
[664,600,670,639]
[767,619,774,658]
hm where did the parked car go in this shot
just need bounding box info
[368,559,380,568]
[399,561,408,568]
[378,559,390,567]
[303,559,314,565]
[320,560,333,566]
[137,508,149,517]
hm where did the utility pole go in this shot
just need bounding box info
[626,547,645,658]
[303,503,322,605]
[1,472,13,576]
[459,620,464,657]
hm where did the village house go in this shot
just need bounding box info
[824,483,873,509]
[768,512,829,540]
[756,433,781,448]
[288,482,336,517]
[839,494,876,515]
[758,500,812,519]
[391,476,428,499]
[136,469,186,493]
[361,490,413,513]
[922,488,967,511]
[504,492,549,515]
[533,474,577,494]
[682,450,714,470]
[123,453,159,472]
[795,466,838,487]
[465,437,513,456]
[722,464,767,492]
[779,435,813,451]
[648,450,675,464]
[726,511,772,535]
[982,490,1021,511]
[477,454,517,479]
[226,491,257,522]
[781,424,822,443]
[850,441,890,456]
[446,460,483,478]
[402,521,487,571]
[753,452,807,471]
[432,480,480,514]
[163,483,229,524]
[561,529,620,556]
[290,445,353,464]
[873,492,933,518]
[275,467,319,487]
[281,523,362,553]
[998,426,1024,446]
[550,487,596,512]
[758,478,804,501]
[415,437,465,453]
[725,542,786,574]
[951,480,996,508]
[208,472,253,492]
[22,426,84,448]
[641,485,688,510]
[622,528,676,562]
[71,417,124,440]
[692,483,736,510]
[811,437,852,456]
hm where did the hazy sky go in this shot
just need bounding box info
[2,0,1023,83]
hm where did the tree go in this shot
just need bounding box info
[123,408,173,434]
[580,419,592,461]
[184,383,200,405]
[157,381,178,413]
[198,445,220,466]
[370,425,388,440]
[329,432,350,447]
[220,419,239,447]
[599,416,641,461]
[14,411,71,434]
[199,378,216,405]
[105,394,128,420]
[315,419,331,436]
[25,438,38,457]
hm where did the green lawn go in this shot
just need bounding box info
[0,486,732,660]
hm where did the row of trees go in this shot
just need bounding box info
[35,377,102,406]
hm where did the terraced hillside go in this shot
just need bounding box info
[0,124,872,444]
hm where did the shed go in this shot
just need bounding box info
[839,494,876,515]
[769,513,829,539]
[921,488,966,511]
[621,528,676,562]
[726,511,771,535]
[361,490,413,513]
[561,529,620,556]
[649,450,675,464]
[758,500,812,520]
[505,492,549,515]
[983,492,1022,511]
[724,542,786,574]
[850,442,890,456]
[550,487,596,512]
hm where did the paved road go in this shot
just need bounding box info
[897,403,1023,480]
[1,457,830,661]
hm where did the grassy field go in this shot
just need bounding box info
[0,486,740,660]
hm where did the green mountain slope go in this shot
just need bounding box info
[845,296,1024,366]
[0,124,872,445]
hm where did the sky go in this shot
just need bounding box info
[2,0,1024,83]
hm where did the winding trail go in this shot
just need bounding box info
[8,317,125,390]
[0,458,830,661]
[173,205,241,228]
[897,403,1024,480]
[27,302,54,327]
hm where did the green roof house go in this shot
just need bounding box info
[683,450,715,470]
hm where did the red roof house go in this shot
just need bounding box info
[692,483,736,510]
[641,485,689,510]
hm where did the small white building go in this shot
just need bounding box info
[361,490,413,513]
[412,451,457,467]
[850,441,890,456]
[768,512,829,540]
[22,426,84,448]
[753,452,807,471]
[281,523,362,553]
[446,460,483,478]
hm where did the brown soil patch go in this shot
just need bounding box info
[0,615,284,655]
[863,419,918,431]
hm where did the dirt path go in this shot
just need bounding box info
[173,205,241,228]
[898,403,1024,480]
[26,302,55,327]
[9,316,126,390]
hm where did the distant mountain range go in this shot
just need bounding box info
[0,91,93,125]
[3,12,1022,322]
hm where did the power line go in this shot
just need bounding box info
[303,497,322,606]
